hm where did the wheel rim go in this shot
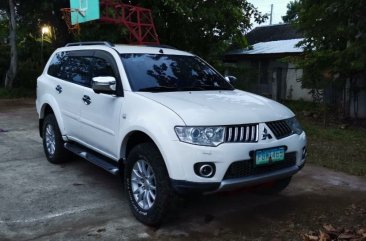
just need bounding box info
[45,124,56,156]
[131,159,157,210]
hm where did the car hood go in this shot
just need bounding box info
[137,90,294,125]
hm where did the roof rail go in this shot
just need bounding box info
[65,41,114,47]
[143,44,177,50]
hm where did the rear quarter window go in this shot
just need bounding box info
[47,52,67,78]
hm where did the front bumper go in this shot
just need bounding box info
[165,132,307,194]
[172,165,303,194]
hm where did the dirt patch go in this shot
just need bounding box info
[149,191,366,241]
[0,98,35,111]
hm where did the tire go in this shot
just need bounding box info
[253,176,292,195]
[42,114,71,164]
[124,142,173,226]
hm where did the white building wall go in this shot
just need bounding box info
[285,63,313,101]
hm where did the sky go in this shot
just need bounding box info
[247,0,291,26]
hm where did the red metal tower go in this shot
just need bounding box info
[99,0,160,45]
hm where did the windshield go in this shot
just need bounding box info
[120,54,234,92]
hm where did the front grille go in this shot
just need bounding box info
[266,120,292,139]
[223,152,297,180]
[225,124,259,143]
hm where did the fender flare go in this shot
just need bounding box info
[39,94,65,135]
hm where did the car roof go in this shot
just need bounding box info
[57,43,194,56]
[113,44,193,56]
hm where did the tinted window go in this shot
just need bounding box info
[92,57,116,78]
[120,54,233,92]
[61,56,93,86]
[47,52,93,87]
[47,52,67,78]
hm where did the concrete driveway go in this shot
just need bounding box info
[0,99,365,241]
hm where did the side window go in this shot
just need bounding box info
[47,52,68,78]
[47,51,94,87]
[92,57,117,78]
[60,56,94,86]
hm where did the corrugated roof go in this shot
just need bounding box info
[226,38,304,55]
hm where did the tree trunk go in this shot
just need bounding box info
[4,0,17,88]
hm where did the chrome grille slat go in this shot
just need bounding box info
[227,127,232,142]
[245,126,250,141]
[225,124,258,143]
[240,127,244,141]
[251,126,255,140]
[234,127,238,142]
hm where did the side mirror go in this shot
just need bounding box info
[225,76,238,84]
[92,76,116,94]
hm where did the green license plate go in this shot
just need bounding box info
[255,147,285,166]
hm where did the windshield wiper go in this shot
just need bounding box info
[138,86,178,92]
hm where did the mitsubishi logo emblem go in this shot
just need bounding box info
[262,127,273,140]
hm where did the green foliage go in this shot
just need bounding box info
[15,59,43,89]
[126,0,267,63]
[78,22,129,43]
[286,0,366,90]
[0,0,267,90]
[304,118,366,176]
[0,87,35,98]
[224,63,259,91]
[285,100,366,176]
[0,44,9,85]
[0,17,7,40]
[282,1,301,23]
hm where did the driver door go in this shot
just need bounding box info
[79,50,123,159]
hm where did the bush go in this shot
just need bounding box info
[0,44,10,86]
[0,87,35,99]
[14,59,43,89]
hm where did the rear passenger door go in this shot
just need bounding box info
[79,50,123,159]
[47,50,93,139]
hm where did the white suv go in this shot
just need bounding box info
[36,42,307,226]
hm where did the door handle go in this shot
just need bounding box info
[82,95,91,105]
[55,85,62,94]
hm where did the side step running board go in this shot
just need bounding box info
[64,143,119,175]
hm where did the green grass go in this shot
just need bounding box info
[303,119,366,176]
[285,101,366,176]
[0,88,35,99]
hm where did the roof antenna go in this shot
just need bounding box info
[269,4,273,25]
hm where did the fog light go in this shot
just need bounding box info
[194,162,216,178]
[200,164,213,177]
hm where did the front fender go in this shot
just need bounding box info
[118,91,187,180]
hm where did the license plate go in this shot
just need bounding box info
[255,147,285,166]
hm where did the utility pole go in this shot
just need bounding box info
[270,4,273,25]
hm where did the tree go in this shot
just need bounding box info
[126,0,267,63]
[284,0,366,117]
[4,0,17,88]
[61,0,267,67]
[0,0,267,89]
[282,1,300,23]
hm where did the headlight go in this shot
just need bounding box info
[174,126,225,146]
[285,117,303,135]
